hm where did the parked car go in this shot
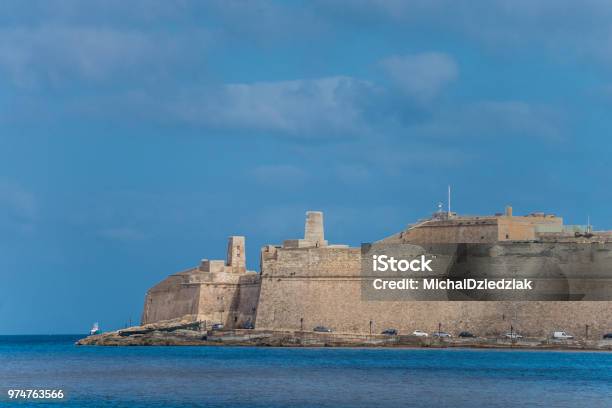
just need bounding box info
[313,326,332,333]
[242,321,255,330]
[381,328,398,336]
[603,333,612,339]
[504,332,523,339]
[432,331,452,338]
[552,331,574,339]
[458,331,475,338]
[211,323,224,331]
[412,330,428,337]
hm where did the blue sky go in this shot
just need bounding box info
[2,1,612,334]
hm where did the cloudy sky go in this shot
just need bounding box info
[2,1,612,333]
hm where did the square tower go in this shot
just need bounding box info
[304,211,328,247]
[226,236,246,273]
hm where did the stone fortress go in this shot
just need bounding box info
[142,208,612,339]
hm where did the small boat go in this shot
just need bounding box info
[90,322,100,336]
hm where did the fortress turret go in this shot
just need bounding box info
[304,211,327,247]
[142,235,258,327]
[283,211,329,248]
[227,236,246,273]
[198,236,250,274]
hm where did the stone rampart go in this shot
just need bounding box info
[142,210,612,341]
[255,244,612,339]
[141,236,259,328]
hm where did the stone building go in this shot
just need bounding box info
[142,208,612,338]
[141,236,259,327]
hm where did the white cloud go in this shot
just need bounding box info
[381,53,458,102]
[0,25,207,86]
[169,76,380,137]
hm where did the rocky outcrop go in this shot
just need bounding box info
[76,319,612,350]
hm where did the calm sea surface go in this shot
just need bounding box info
[0,335,610,407]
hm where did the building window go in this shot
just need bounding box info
[505,234,509,239]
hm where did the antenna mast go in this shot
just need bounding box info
[587,215,591,233]
[448,185,451,216]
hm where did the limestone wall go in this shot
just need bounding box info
[390,212,564,244]
[141,236,259,327]
[141,211,612,340]
[231,276,261,327]
[255,246,612,338]
[497,218,536,241]
[194,274,260,328]
[141,270,201,324]
[400,221,500,244]
[142,270,260,327]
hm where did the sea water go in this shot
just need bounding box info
[0,335,610,407]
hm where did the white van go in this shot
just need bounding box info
[553,331,574,339]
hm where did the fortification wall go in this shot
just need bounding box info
[141,212,612,339]
[195,274,260,328]
[141,235,260,327]
[401,222,499,243]
[255,246,612,338]
[141,270,200,324]
[142,271,260,327]
[497,218,536,241]
[393,212,564,244]
[232,276,261,327]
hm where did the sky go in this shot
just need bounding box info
[3,1,612,334]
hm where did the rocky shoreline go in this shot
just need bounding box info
[75,319,612,350]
